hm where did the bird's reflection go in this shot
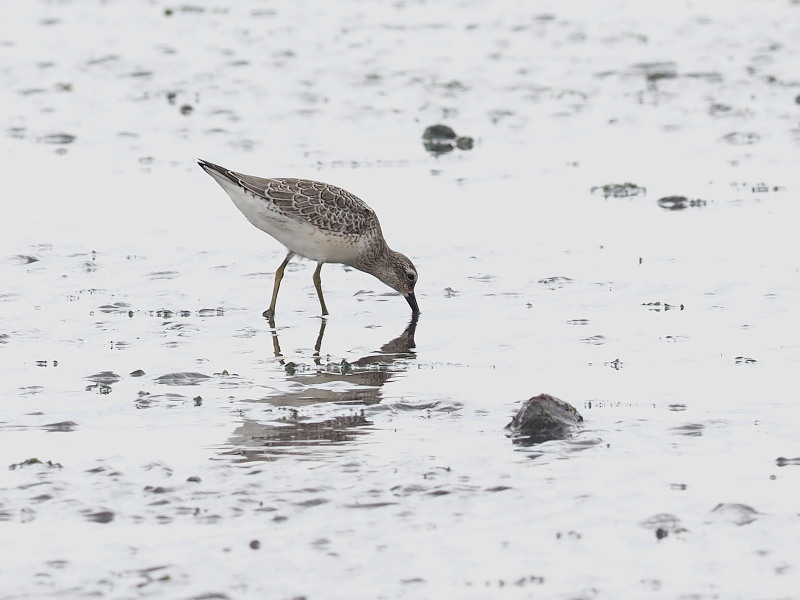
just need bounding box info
[264,313,418,401]
[225,314,418,462]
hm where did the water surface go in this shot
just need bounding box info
[1,1,799,598]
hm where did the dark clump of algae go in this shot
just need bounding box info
[590,182,647,198]
[9,458,63,470]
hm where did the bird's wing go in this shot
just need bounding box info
[234,173,379,236]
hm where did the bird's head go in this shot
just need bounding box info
[377,251,420,315]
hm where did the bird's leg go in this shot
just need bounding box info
[264,252,294,319]
[312,261,329,316]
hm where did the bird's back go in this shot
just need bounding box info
[199,159,386,264]
[233,173,379,237]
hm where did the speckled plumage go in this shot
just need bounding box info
[232,175,378,237]
[198,159,419,318]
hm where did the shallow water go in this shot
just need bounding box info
[2,1,799,598]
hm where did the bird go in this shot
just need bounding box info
[197,159,419,318]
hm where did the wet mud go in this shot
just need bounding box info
[2,1,800,598]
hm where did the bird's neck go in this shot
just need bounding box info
[353,241,392,277]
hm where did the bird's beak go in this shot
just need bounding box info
[406,292,420,315]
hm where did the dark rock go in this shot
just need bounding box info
[455,136,474,150]
[657,195,688,210]
[506,393,583,445]
[422,124,456,141]
[422,124,474,156]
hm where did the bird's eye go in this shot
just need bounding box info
[406,271,416,283]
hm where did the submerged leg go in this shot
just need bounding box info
[312,261,329,316]
[264,251,294,319]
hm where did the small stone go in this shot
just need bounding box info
[422,124,456,141]
[422,124,459,156]
[456,136,474,150]
[657,196,688,210]
[506,393,583,445]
